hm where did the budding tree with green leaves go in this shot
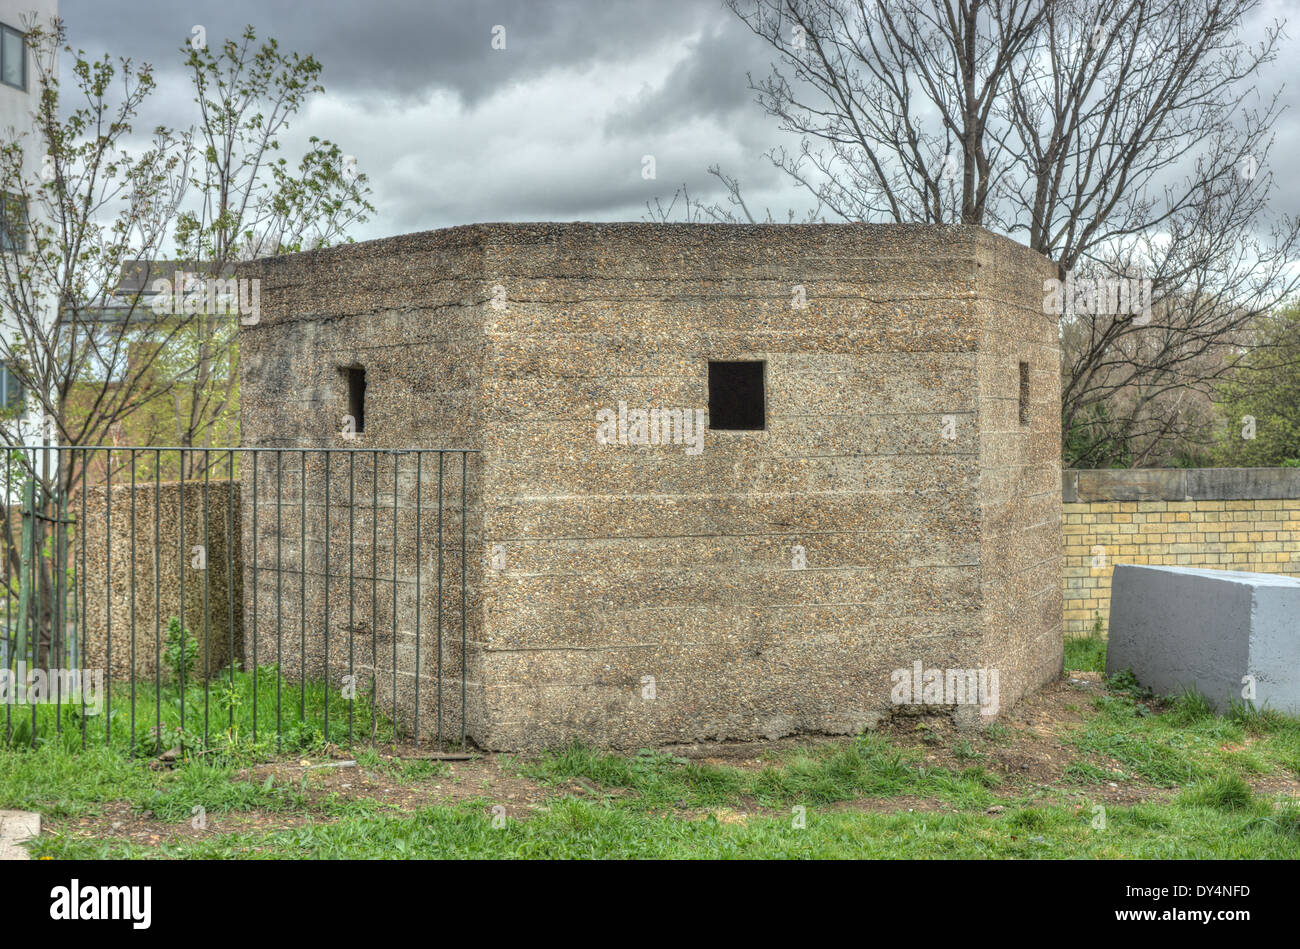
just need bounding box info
[0,17,372,668]
[1213,304,1300,468]
[161,26,374,472]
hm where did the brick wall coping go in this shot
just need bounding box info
[1063,468,1300,503]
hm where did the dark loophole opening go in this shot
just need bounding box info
[708,360,765,430]
[1019,361,1030,426]
[343,365,366,434]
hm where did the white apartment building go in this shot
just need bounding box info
[0,0,57,447]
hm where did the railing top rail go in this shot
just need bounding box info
[0,445,481,453]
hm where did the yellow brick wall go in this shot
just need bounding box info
[1063,498,1300,636]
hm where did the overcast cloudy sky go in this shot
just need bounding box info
[60,0,1300,244]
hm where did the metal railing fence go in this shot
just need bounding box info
[0,445,477,755]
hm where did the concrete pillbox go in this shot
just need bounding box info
[239,222,1064,749]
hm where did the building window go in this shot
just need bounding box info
[1019,361,1030,426]
[0,364,23,409]
[1,192,26,252]
[343,366,366,434]
[0,24,24,91]
[708,360,765,430]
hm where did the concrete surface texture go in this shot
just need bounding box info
[81,481,244,681]
[238,222,1064,751]
[1107,563,1300,713]
[0,810,40,861]
[1063,466,1300,503]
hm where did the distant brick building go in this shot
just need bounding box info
[238,222,1062,751]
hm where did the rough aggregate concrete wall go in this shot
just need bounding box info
[470,223,1058,749]
[81,481,243,681]
[973,231,1063,715]
[238,232,484,745]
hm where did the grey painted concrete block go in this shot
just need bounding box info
[1107,564,1300,714]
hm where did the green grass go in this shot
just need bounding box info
[1178,774,1257,812]
[1064,631,1107,673]
[8,638,1300,858]
[23,795,1300,859]
[354,747,451,780]
[0,664,399,758]
[0,744,301,818]
[1067,691,1257,786]
[521,735,1000,812]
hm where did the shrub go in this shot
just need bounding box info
[163,617,199,685]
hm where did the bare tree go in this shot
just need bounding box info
[645,166,827,223]
[716,0,1299,465]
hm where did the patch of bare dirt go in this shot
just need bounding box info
[874,671,1177,807]
[235,749,560,819]
[49,800,318,849]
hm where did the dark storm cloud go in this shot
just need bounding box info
[604,20,766,137]
[59,0,791,232]
[63,0,730,104]
[56,0,1300,238]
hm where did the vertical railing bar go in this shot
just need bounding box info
[178,450,185,750]
[68,448,77,692]
[129,449,136,754]
[414,451,422,749]
[5,444,12,744]
[60,450,70,731]
[20,448,29,747]
[17,450,24,745]
[461,451,467,748]
[38,448,45,746]
[103,450,111,748]
[153,449,160,751]
[16,449,22,744]
[227,449,235,737]
[10,446,20,744]
[347,452,355,748]
[436,452,443,753]
[38,447,45,747]
[276,450,283,751]
[323,450,330,743]
[251,449,260,745]
[84,449,91,750]
[53,449,63,739]
[25,448,33,748]
[66,451,74,706]
[202,449,211,747]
